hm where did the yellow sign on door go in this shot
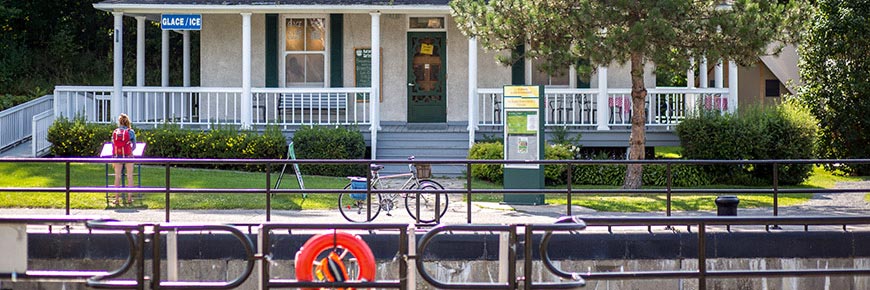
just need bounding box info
[420,43,434,55]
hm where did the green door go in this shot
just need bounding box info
[407,32,447,123]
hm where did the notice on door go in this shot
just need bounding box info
[420,43,434,55]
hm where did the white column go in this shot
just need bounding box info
[183,30,191,87]
[596,66,609,130]
[687,58,696,89]
[467,37,478,148]
[728,61,738,113]
[370,12,381,159]
[699,57,708,88]
[714,59,724,88]
[687,58,696,114]
[161,30,170,87]
[112,12,124,118]
[568,64,577,88]
[241,13,252,129]
[136,16,146,88]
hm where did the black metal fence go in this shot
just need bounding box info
[1,157,870,223]
[5,216,870,289]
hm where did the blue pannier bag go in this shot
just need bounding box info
[349,177,368,200]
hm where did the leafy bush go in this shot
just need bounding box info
[47,115,114,157]
[798,0,870,175]
[544,144,573,185]
[291,126,366,177]
[468,142,504,183]
[0,94,33,111]
[677,102,816,185]
[48,118,287,172]
[642,164,712,187]
[572,153,626,186]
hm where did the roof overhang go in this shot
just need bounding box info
[758,44,801,95]
[93,3,451,14]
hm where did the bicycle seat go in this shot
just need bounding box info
[370,164,385,172]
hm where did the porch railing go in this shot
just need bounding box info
[477,87,731,129]
[54,86,371,128]
[32,110,55,157]
[0,94,53,152]
[251,87,371,126]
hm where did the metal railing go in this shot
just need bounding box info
[0,95,53,152]
[576,216,870,289]
[416,217,588,289]
[0,216,121,282]
[6,216,870,289]
[1,158,869,224]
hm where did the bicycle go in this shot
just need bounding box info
[338,157,448,223]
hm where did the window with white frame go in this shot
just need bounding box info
[283,17,327,87]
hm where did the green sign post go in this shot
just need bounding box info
[502,85,545,205]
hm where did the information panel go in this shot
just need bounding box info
[354,47,383,102]
[503,86,542,169]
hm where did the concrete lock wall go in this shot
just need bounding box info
[6,231,870,290]
[7,258,870,290]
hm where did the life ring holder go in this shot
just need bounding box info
[295,231,376,289]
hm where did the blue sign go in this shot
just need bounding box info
[161,14,202,30]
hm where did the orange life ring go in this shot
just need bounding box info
[295,231,376,290]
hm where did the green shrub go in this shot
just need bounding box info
[0,94,33,111]
[642,164,713,187]
[48,119,287,172]
[544,144,573,185]
[677,102,816,185]
[291,125,366,177]
[47,115,114,157]
[468,142,504,183]
[572,152,626,186]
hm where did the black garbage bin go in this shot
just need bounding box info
[715,195,740,216]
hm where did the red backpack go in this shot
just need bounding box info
[112,128,132,156]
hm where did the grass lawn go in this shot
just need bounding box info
[465,165,869,212]
[0,162,346,210]
[1,162,866,212]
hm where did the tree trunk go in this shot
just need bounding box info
[623,52,647,189]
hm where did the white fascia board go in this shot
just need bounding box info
[92,3,450,14]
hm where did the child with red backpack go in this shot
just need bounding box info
[112,113,137,206]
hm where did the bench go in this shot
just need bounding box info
[278,93,348,111]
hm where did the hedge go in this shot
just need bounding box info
[469,142,712,187]
[291,125,366,177]
[47,118,287,172]
[677,101,816,185]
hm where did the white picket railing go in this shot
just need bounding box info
[478,87,731,130]
[32,110,55,156]
[0,95,53,151]
[251,87,371,126]
[53,86,372,128]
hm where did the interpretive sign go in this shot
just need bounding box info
[502,85,545,205]
[354,47,383,102]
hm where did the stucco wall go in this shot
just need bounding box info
[200,14,266,87]
[738,61,785,109]
[197,12,656,123]
[342,14,409,122]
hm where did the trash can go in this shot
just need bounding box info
[715,195,740,216]
[415,164,432,179]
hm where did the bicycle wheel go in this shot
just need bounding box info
[404,179,448,223]
[339,184,381,222]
